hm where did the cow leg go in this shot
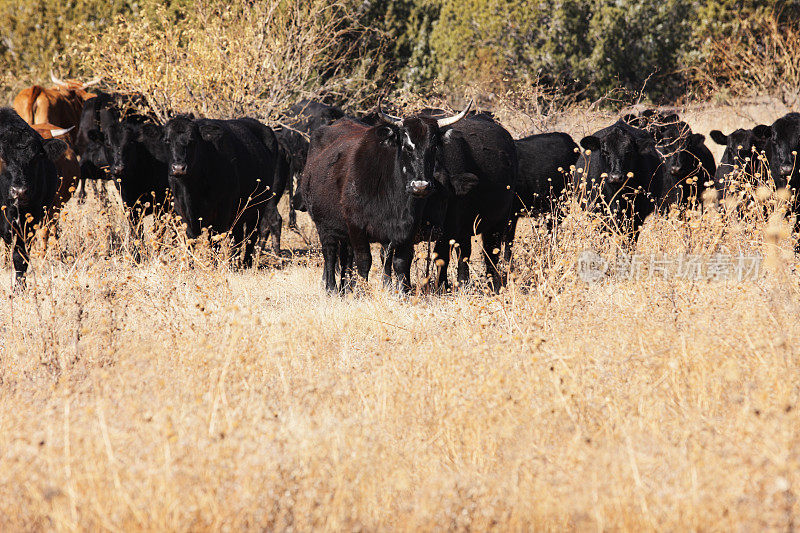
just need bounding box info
[128,211,144,264]
[392,243,414,293]
[380,244,394,286]
[794,216,800,255]
[236,222,257,269]
[321,241,339,293]
[456,236,472,289]
[503,216,519,270]
[287,173,298,229]
[11,233,29,291]
[432,238,451,292]
[266,203,282,255]
[339,241,355,293]
[349,230,372,284]
[75,179,87,204]
[483,230,503,292]
[242,232,257,269]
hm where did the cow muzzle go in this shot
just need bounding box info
[607,173,624,183]
[670,166,681,176]
[170,163,187,176]
[112,165,125,177]
[408,180,431,197]
[780,164,794,177]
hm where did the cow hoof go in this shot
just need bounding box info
[12,275,27,294]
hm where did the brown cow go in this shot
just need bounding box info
[12,73,101,144]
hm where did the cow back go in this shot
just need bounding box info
[515,132,578,215]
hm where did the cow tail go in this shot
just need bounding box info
[288,165,297,229]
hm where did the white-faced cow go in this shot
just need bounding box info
[300,104,474,293]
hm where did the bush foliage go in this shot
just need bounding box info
[1,0,799,106]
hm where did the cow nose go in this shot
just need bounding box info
[670,166,681,176]
[780,165,794,176]
[608,173,623,182]
[112,165,124,176]
[171,163,187,176]
[408,180,431,197]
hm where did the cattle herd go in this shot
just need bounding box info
[1,75,798,294]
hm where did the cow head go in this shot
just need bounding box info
[655,119,705,179]
[755,114,800,183]
[580,125,654,186]
[164,115,204,177]
[104,119,138,180]
[79,128,112,181]
[710,128,770,171]
[373,101,473,198]
[0,119,66,221]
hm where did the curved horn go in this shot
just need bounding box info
[50,71,68,87]
[377,100,402,125]
[49,126,75,137]
[82,77,102,89]
[437,99,473,128]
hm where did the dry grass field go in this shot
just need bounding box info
[1,100,800,531]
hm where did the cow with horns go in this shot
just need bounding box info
[301,102,476,293]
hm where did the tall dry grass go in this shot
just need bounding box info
[1,99,799,530]
[692,11,800,109]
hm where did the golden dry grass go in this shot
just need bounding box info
[1,102,800,532]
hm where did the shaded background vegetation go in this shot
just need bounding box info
[1,0,799,111]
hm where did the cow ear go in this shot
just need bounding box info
[376,125,395,143]
[635,135,657,154]
[753,124,772,139]
[442,128,465,145]
[690,133,705,146]
[138,124,168,160]
[580,136,601,151]
[137,123,163,142]
[436,171,479,196]
[199,123,225,144]
[709,130,727,145]
[42,138,68,161]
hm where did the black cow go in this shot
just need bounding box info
[576,120,667,240]
[0,108,67,288]
[74,92,115,186]
[709,127,771,198]
[754,113,800,194]
[163,115,279,265]
[101,113,171,258]
[278,100,346,220]
[751,113,800,247]
[505,132,579,261]
[411,108,517,291]
[238,117,287,255]
[74,91,150,201]
[300,104,473,293]
[651,115,716,205]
